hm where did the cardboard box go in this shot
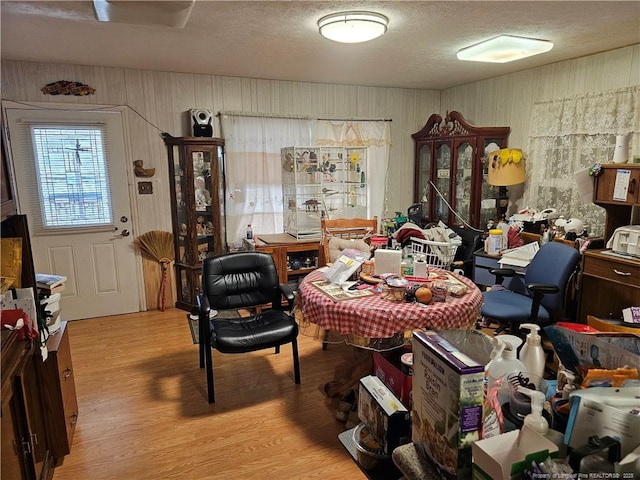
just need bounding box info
[357,375,411,455]
[412,330,486,479]
[565,386,640,457]
[373,351,412,408]
[472,426,559,480]
[544,324,640,375]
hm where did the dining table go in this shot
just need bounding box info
[295,267,483,351]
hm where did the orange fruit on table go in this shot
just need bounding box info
[415,286,432,304]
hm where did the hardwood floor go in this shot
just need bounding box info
[53,309,365,480]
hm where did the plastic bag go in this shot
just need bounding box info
[323,248,366,285]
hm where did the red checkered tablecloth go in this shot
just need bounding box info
[296,268,482,339]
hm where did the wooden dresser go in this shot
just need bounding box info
[2,125,77,477]
[578,250,640,321]
[38,321,78,463]
[578,164,640,322]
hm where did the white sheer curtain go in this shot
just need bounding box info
[220,115,391,247]
[525,87,639,237]
[220,114,315,247]
[315,120,391,222]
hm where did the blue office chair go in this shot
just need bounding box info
[481,242,581,335]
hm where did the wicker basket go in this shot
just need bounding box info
[410,237,459,269]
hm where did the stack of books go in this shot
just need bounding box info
[35,273,67,295]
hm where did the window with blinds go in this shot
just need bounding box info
[30,125,113,229]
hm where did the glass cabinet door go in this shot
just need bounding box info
[416,143,432,222]
[454,140,474,225]
[190,147,215,263]
[172,145,188,264]
[434,142,451,223]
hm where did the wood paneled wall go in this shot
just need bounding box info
[1,60,440,236]
[3,46,637,234]
[440,45,640,149]
[2,44,638,308]
[439,44,640,214]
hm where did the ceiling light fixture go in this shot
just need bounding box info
[318,11,388,44]
[93,0,195,28]
[457,35,553,63]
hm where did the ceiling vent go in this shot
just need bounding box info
[93,0,195,28]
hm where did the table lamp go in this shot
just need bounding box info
[487,148,526,220]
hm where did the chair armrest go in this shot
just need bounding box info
[526,283,560,295]
[526,283,560,325]
[197,294,211,318]
[277,283,295,310]
[489,267,516,285]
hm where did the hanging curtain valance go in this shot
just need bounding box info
[529,86,639,137]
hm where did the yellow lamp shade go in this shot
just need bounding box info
[488,148,526,186]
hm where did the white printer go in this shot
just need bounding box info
[606,225,640,257]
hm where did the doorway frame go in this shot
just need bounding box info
[1,100,147,313]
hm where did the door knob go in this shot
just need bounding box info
[121,229,130,237]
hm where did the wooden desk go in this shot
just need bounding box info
[472,250,527,293]
[578,249,640,322]
[297,268,482,348]
[253,233,322,289]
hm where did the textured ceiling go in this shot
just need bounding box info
[1,1,639,90]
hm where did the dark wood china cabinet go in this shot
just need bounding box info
[412,111,510,229]
[162,134,227,311]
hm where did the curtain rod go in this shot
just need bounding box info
[218,111,392,122]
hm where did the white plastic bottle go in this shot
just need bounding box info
[487,336,525,393]
[518,387,548,435]
[519,323,546,380]
[414,254,427,277]
[482,336,525,439]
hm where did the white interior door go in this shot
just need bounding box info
[4,104,142,320]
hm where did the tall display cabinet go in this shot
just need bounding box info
[412,111,510,229]
[163,134,226,311]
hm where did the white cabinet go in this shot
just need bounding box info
[281,146,368,238]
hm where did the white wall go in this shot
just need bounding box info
[2,44,639,235]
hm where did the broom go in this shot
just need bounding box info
[134,231,174,312]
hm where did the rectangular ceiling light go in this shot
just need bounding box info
[457,35,553,63]
[93,0,195,28]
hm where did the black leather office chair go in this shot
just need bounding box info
[450,225,484,278]
[481,241,581,335]
[197,251,300,403]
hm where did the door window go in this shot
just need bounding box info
[31,125,113,230]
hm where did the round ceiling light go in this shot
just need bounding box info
[318,11,388,44]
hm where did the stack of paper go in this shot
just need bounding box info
[498,242,539,271]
